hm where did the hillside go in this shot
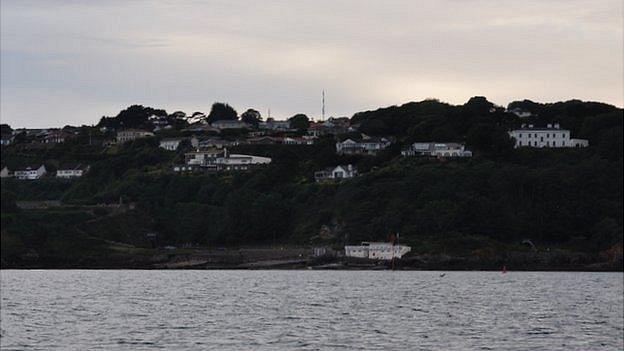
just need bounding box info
[1,98,622,269]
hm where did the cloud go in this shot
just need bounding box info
[1,0,622,127]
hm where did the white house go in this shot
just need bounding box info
[13,165,47,180]
[281,136,315,145]
[159,137,199,151]
[183,148,270,171]
[183,122,221,134]
[259,119,292,131]
[336,136,391,155]
[117,129,154,143]
[212,151,271,171]
[0,166,12,178]
[197,137,239,149]
[314,164,358,182]
[43,130,71,144]
[185,149,225,165]
[1,134,14,146]
[402,142,472,157]
[345,242,411,260]
[56,164,89,178]
[507,107,533,118]
[210,120,250,130]
[508,124,589,148]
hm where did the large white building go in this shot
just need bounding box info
[508,124,589,148]
[345,242,411,260]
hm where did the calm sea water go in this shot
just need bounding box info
[1,270,622,350]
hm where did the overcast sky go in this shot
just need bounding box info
[1,0,622,127]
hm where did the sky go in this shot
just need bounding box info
[1,0,622,128]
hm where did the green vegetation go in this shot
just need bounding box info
[1,97,622,268]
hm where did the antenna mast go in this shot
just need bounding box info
[322,90,325,121]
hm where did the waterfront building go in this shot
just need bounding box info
[345,242,411,260]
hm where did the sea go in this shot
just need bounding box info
[1,270,622,350]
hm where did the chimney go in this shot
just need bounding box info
[547,124,552,128]
[554,123,560,129]
[528,124,534,128]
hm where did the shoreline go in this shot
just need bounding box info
[3,246,622,272]
[3,263,622,272]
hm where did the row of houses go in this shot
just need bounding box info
[1,128,79,146]
[0,164,89,180]
[158,135,317,151]
[335,136,474,158]
[332,124,588,158]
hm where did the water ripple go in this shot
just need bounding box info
[0,270,622,350]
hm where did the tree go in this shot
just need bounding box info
[170,111,187,119]
[207,103,238,124]
[97,105,164,129]
[1,190,19,213]
[466,123,514,157]
[0,124,12,135]
[464,96,495,115]
[288,114,310,131]
[241,109,262,128]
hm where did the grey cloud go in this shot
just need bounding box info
[1,0,622,127]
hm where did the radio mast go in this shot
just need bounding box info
[322,90,325,121]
